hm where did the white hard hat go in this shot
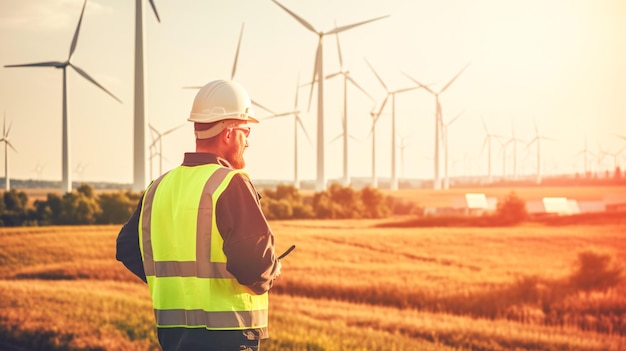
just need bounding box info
[188,80,259,124]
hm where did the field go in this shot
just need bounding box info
[1,186,625,350]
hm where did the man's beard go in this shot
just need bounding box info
[225,144,246,169]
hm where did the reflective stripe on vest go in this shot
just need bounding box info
[139,164,268,330]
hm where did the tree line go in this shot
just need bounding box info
[0,183,419,226]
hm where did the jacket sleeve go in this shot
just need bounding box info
[217,173,279,295]
[115,197,147,283]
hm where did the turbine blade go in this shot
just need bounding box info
[326,15,389,35]
[376,95,389,118]
[394,86,418,94]
[69,0,87,60]
[271,0,318,34]
[148,0,161,22]
[6,120,13,137]
[479,136,487,156]
[70,64,123,103]
[252,100,276,115]
[294,74,300,108]
[148,123,159,135]
[367,121,376,138]
[448,111,463,125]
[439,62,471,94]
[307,40,322,111]
[266,111,294,119]
[326,72,342,80]
[349,134,361,143]
[402,71,434,94]
[231,22,245,80]
[328,133,342,144]
[347,76,373,101]
[481,116,488,133]
[335,23,344,69]
[296,115,313,145]
[163,123,185,136]
[5,61,65,68]
[364,58,388,92]
[7,140,17,153]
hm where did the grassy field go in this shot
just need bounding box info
[0,214,625,350]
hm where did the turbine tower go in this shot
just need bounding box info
[479,117,501,184]
[0,114,17,191]
[133,0,161,192]
[442,111,462,189]
[271,0,388,191]
[506,119,525,180]
[575,137,595,176]
[5,0,122,194]
[326,30,373,187]
[262,77,312,189]
[399,134,411,179]
[366,60,418,190]
[367,102,385,188]
[403,64,470,190]
[527,118,553,184]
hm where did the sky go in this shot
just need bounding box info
[0,0,625,187]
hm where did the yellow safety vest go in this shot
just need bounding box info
[138,164,269,330]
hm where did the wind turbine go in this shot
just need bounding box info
[0,114,17,191]
[575,137,595,176]
[398,134,411,179]
[367,101,386,188]
[366,59,419,190]
[527,118,553,184]
[5,0,122,194]
[32,162,46,181]
[132,0,160,192]
[442,111,463,189]
[261,77,313,189]
[606,145,626,172]
[271,0,388,191]
[403,64,470,190]
[497,136,509,180]
[505,119,525,180]
[74,161,89,184]
[326,29,373,187]
[478,117,502,184]
[149,122,185,177]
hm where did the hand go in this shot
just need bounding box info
[273,259,282,279]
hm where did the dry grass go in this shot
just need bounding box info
[0,218,625,350]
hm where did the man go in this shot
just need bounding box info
[116,80,282,351]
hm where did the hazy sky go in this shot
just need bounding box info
[1,0,625,186]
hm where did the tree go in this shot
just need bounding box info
[496,191,527,225]
[0,189,30,226]
[96,191,137,224]
[361,186,390,218]
[569,249,623,292]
